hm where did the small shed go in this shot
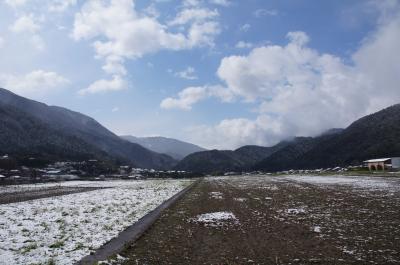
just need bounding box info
[364,157,400,171]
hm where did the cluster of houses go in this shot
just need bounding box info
[0,155,193,185]
[272,166,358,175]
[272,157,400,175]
[222,157,400,176]
[1,154,399,184]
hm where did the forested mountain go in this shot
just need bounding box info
[176,104,400,173]
[121,135,206,160]
[175,144,287,173]
[255,104,400,171]
[0,88,176,169]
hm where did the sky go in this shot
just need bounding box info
[0,0,399,150]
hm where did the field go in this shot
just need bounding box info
[115,175,400,265]
[0,179,193,265]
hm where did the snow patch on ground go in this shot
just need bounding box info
[313,226,322,233]
[0,179,192,265]
[284,175,400,191]
[191,211,239,227]
[209,191,224,199]
[286,208,306,214]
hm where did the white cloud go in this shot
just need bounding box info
[168,8,219,26]
[253,9,278,18]
[161,85,233,110]
[186,115,285,149]
[48,0,77,12]
[161,86,209,110]
[168,7,221,47]
[174,66,198,80]
[9,14,40,34]
[215,30,373,140]
[209,0,230,7]
[183,0,202,7]
[0,37,4,48]
[239,23,251,32]
[352,11,400,112]
[30,34,45,51]
[235,41,253,49]
[78,75,127,95]
[9,14,45,50]
[286,31,310,46]
[170,7,400,149]
[102,56,127,75]
[72,0,221,89]
[187,20,220,47]
[143,3,160,18]
[112,107,119,112]
[4,0,28,8]
[0,70,69,97]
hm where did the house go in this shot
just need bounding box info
[364,157,400,171]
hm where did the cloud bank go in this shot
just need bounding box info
[73,0,221,95]
[164,7,400,149]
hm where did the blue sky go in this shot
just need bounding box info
[0,0,399,149]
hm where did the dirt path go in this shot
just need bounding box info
[78,180,200,265]
[113,176,400,265]
[0,186,107,204]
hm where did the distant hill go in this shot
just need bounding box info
[254,104,400,171]
[0,88,176,169]
[174,144,287,174]
[121,135,206,160]
[175,104,400,173]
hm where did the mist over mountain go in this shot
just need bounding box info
[255,104,400,171]
[176,104,400,173]
[0,88,176,169]
[121,135,206,160]
[175,144,288,174]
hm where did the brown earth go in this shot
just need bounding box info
[113,176,400,265]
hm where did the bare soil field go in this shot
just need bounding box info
[115,175,400,265]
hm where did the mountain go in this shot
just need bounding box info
[174,144,287,174]
[121,135,206,160]
[174,104,400,173]
[0,88,176,169]
[319,128,344,136]
[254,104,400,171]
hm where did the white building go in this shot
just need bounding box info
[364,157,400,171]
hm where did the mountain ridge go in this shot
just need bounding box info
[121,135,206,160]
[0,88,177,169]
[176,104,400,173]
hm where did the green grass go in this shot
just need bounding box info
[49,240,65,249]
[20,243,37,254]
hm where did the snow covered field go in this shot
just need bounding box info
[0,179,192,265]
[283,174,400,191]
[0,180,140,195]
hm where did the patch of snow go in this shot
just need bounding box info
[191,211,239,227]
[209,191,223,199]
[313,226,321,233]
[286,208,306,214]
[234,197,247,202]
[284,175,400,192]
[0,179,192,265]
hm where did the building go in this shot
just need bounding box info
[364,157,400,171]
